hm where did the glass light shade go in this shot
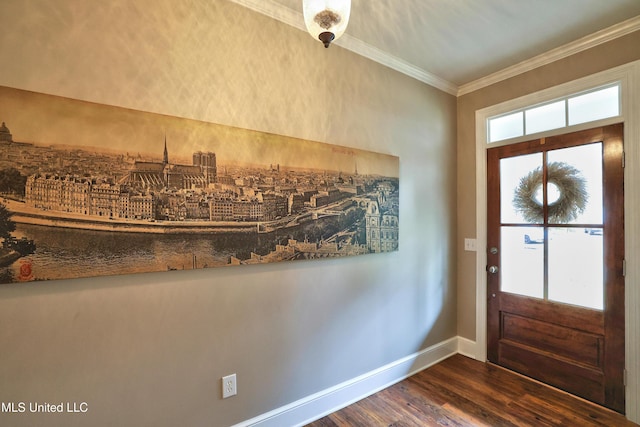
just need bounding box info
[303,0,351,48]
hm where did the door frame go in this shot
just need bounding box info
[473,60,640,421]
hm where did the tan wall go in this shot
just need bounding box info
[457,30,640,340]
[0,1,457,426]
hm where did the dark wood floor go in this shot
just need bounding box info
[306,354,637,427]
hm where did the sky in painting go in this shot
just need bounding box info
[0,86,399,177]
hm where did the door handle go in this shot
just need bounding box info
[488,265,499,274]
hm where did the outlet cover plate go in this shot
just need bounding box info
[222,373,237,398]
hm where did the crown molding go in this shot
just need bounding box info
[336,35,458,95]
[457,15,640,96]
[228,0,458,95]
[229,1,639,98]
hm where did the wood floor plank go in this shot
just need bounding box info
[378,384,467,427]
[387,382,471,426]
[305,354,638,427]
[407,373,518,426]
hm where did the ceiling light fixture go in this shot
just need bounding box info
[302,0,351,48]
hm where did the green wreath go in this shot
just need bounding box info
[512,161,588,223]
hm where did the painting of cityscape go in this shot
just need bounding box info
[0,86,399,283]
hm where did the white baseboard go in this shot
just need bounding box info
[457,336,478,359]
[234,336,472,427]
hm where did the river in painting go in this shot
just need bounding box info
[1,223,289,283]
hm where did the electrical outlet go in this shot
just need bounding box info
[222,373,237,399]
[464,238,477,252]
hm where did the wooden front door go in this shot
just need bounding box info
[487,124,625,413]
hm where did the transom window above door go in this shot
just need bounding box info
[488,83,620,143]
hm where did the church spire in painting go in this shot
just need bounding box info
[163,135,169,165]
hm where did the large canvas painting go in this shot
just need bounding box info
[0,86,399,283]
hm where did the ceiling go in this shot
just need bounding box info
[231,0,640,95]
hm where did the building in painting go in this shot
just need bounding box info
[0,122,13,143]
[120,139,216,191]
[193,151,217,186]
[365,200,399,253]
[24,173,156,220]
[0,121,35,152]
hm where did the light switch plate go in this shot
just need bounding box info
[464,238,477,252]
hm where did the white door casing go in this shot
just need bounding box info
[474,60,640,422]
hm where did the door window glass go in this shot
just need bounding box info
[499,142,605,310]
[547,143,603,224]
[548,227,603,309]
[500,153,543,224]
[501,226,544,298]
